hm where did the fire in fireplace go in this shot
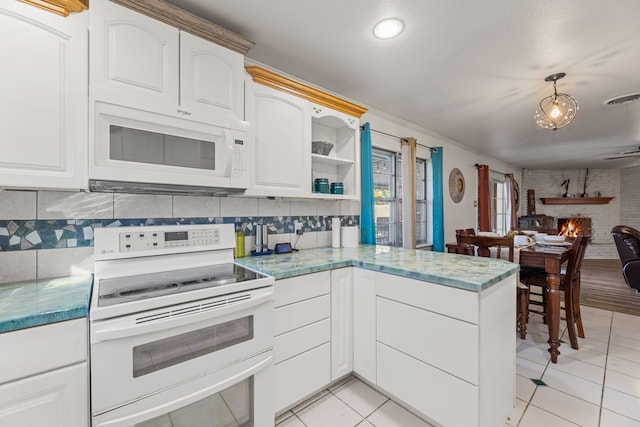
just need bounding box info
[558,215,593,238]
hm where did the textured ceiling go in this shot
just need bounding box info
[167,0,640,169]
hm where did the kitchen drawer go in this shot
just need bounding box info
[0,319,87,385]
[377,343,478,427]
[275,343,331,413]
[274,271,330,308]
[377,297,479,384]
[376,272,478,323]
[274,318,330,363]
[274,294,330,335]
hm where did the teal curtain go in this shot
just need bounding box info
[432,147,444,252]
[360,123,375,244]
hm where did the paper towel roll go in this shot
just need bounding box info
[341,226,359,248]
[331,217,341,248]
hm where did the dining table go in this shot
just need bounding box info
[518,243,573,363]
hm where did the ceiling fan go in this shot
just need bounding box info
[605,146,640,160]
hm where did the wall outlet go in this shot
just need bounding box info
[294,221,303,235]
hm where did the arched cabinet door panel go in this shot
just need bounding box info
[0,1,87,190]
[90,0,178,113]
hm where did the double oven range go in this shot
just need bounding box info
[90,224,274,427]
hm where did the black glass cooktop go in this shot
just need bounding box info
[97,263,267,307]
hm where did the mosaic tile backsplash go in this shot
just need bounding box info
[0,216,359,252]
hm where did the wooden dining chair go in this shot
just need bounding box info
[455,234,514,261]
[519,235,590,349]
[454,234,529,338]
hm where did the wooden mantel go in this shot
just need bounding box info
[540,197,614,205]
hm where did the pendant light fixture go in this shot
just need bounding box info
[534,72,578,131]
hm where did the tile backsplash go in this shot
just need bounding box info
[0,190,360,284]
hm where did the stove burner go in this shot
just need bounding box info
[98,264,264,307]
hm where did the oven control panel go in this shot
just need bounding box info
[119,228,221,253]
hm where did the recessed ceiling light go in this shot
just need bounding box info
[373,18,404,39]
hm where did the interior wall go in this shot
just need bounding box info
[621,165,640,231]
[361,108,522,246]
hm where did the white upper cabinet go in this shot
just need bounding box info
[90,0,178,114]
[245,79,311,197]
[90,1,244,127]
[0,1,87,190]
[244,66,366,199]
[179,31,244,126]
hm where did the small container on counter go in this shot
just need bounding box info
[234,230,245,258]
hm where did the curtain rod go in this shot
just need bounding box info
[360,126,438,153]
[474,163,509,176]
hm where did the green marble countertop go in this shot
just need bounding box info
[236,244,519,292]
[0,275,93,334]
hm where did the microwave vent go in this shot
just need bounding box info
[89,180,246,197]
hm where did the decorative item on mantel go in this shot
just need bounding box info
[580,168,589,197]
[560,177,571,197]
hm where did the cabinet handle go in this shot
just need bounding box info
[177,109,192,116]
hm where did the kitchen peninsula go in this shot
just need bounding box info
[0,245,516,427]
[237,245,518,427]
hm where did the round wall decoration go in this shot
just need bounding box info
[449,168,465,203]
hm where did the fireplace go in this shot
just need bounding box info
[558,215,593,238]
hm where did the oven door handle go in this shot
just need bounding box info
[92,287,273,342]
[94,353,273,427]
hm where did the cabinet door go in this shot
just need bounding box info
[331,268,353,381]
[179,31,244,127]
[353,268,376,383]
[90,0,178,113]
[245,81,311,197]
[0,2,87,190]
[0,363,88,427]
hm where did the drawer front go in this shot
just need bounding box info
[275,343,331,413]
[376,272,478,323]
[275,271,330,308]
[274,294,330,335]
[377,297,479,384]
[274,318,330,363]
[377,343,478,427]
[0,319,87,385]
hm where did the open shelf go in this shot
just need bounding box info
[311,153,354,167]
[540,197,614,205]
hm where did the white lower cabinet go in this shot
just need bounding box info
[331,268,353,381]
[0,363,88,427]
[375,272,515,427]
[272,267,516,426]
[353,268,376,384]
[0,319,89,427]
[273,271,331,413]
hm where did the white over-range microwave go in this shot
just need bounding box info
[89,102,249,195]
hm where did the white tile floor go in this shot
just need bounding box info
[275,305,640,427]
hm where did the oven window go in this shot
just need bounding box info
[133,316,253,377]
[135,376,254,427]
[109,125,217,171]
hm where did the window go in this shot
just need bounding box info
[373,148,430,247]
[490,173,508,235]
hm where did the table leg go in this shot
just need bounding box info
[546,271,562,363]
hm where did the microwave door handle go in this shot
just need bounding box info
[93,354,273,427]
[223,128,233,176]
[92,288,273,343]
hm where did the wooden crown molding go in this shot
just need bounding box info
[20,0,87,17]
[245,66,367,118]
[111,0,254,54]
